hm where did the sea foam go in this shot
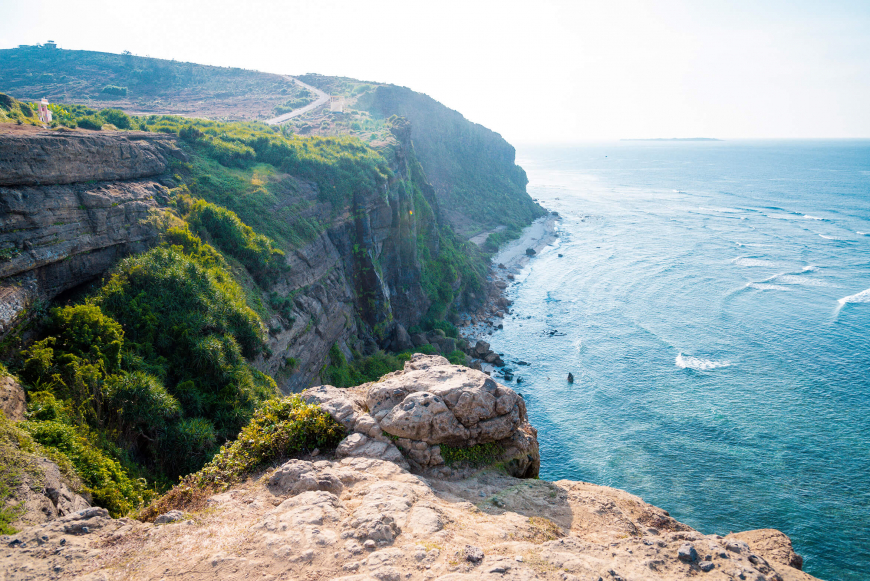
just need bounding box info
[675,353,731,371]
[838,288,870,305]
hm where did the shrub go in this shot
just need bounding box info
[99,108,132,129]
[77,115,104,130]
[22,419,153,516]
[101,85,128,96]
[440,441,504,467]
[186,200,286,285]
[194,396,344,487]
[139,396,344,520]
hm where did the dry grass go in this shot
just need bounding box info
[509,516,565,544]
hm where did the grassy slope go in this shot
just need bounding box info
[298,74,547,239]
[0,47,301,120]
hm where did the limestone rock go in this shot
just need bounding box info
[268,459,343,497]
[727,529,805,571]
[336,433,408,469]
[0,457,820,581]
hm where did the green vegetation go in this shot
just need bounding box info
[298,77,546,239]
[440,441,504,467]
[185,199,286,285]
[101,85,128,96]
[321,344,414,387]
[321,343,466,388]
[14,233,280,513]
[194,396,344,487]
[0,92,38,125]
[140,395,344,520]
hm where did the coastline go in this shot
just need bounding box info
[458,212,560,371]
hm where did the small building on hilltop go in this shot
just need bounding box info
[37,98,52,124]
[329,96,344,113]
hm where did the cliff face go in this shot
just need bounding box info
[0,125,436,393]
[254,122,432,392]
[0,132,178,337]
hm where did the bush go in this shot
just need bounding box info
[99,108,132,129]
[186,200,286,285]
[101,85,128,96]
[194,396,344,487]
[22,419,153,516]
[77,115,104,130]
[139,396,344,520]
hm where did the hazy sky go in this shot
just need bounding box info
[2,0,869,142]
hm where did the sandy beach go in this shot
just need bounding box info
[457,212,560,365]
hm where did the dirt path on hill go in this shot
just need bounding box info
[264,77,330,125]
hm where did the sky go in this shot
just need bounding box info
[2,0,869,142]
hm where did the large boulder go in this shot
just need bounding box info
[302,355,539,477]
[392,324,414,352]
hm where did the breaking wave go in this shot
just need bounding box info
[675,353,731,371]
[838,288,870,305]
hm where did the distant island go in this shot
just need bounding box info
[621,137,723,141]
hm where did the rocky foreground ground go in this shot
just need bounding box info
[0,356,818,581]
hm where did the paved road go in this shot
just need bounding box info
[265,77,330,125]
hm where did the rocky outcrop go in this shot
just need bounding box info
[0,131,183,186]
[0,374,25,421]
[302,354,539,477]
[0,131,176,338]
[9,456,91,528]
[0,457,818,580]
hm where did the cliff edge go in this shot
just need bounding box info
[0,356,816,581]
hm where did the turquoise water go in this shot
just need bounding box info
[494,141,870,581]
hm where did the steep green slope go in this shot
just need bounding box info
[298,75,547,239]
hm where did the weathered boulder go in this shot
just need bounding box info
[304,355,539,477]
[473,340,490,356]
[267,459,344,497]
[727,529,805,570]
[392,324,414,352]
[0,374,25,421]
[410,333,428,347]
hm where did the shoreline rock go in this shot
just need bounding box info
[303,354,540,478]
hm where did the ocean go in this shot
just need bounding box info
[491,140,870,581]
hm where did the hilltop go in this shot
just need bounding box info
[0,46,306,121]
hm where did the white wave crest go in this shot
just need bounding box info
[838,288,870,305]
[676,353,731,371]
[803,215,824,220]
